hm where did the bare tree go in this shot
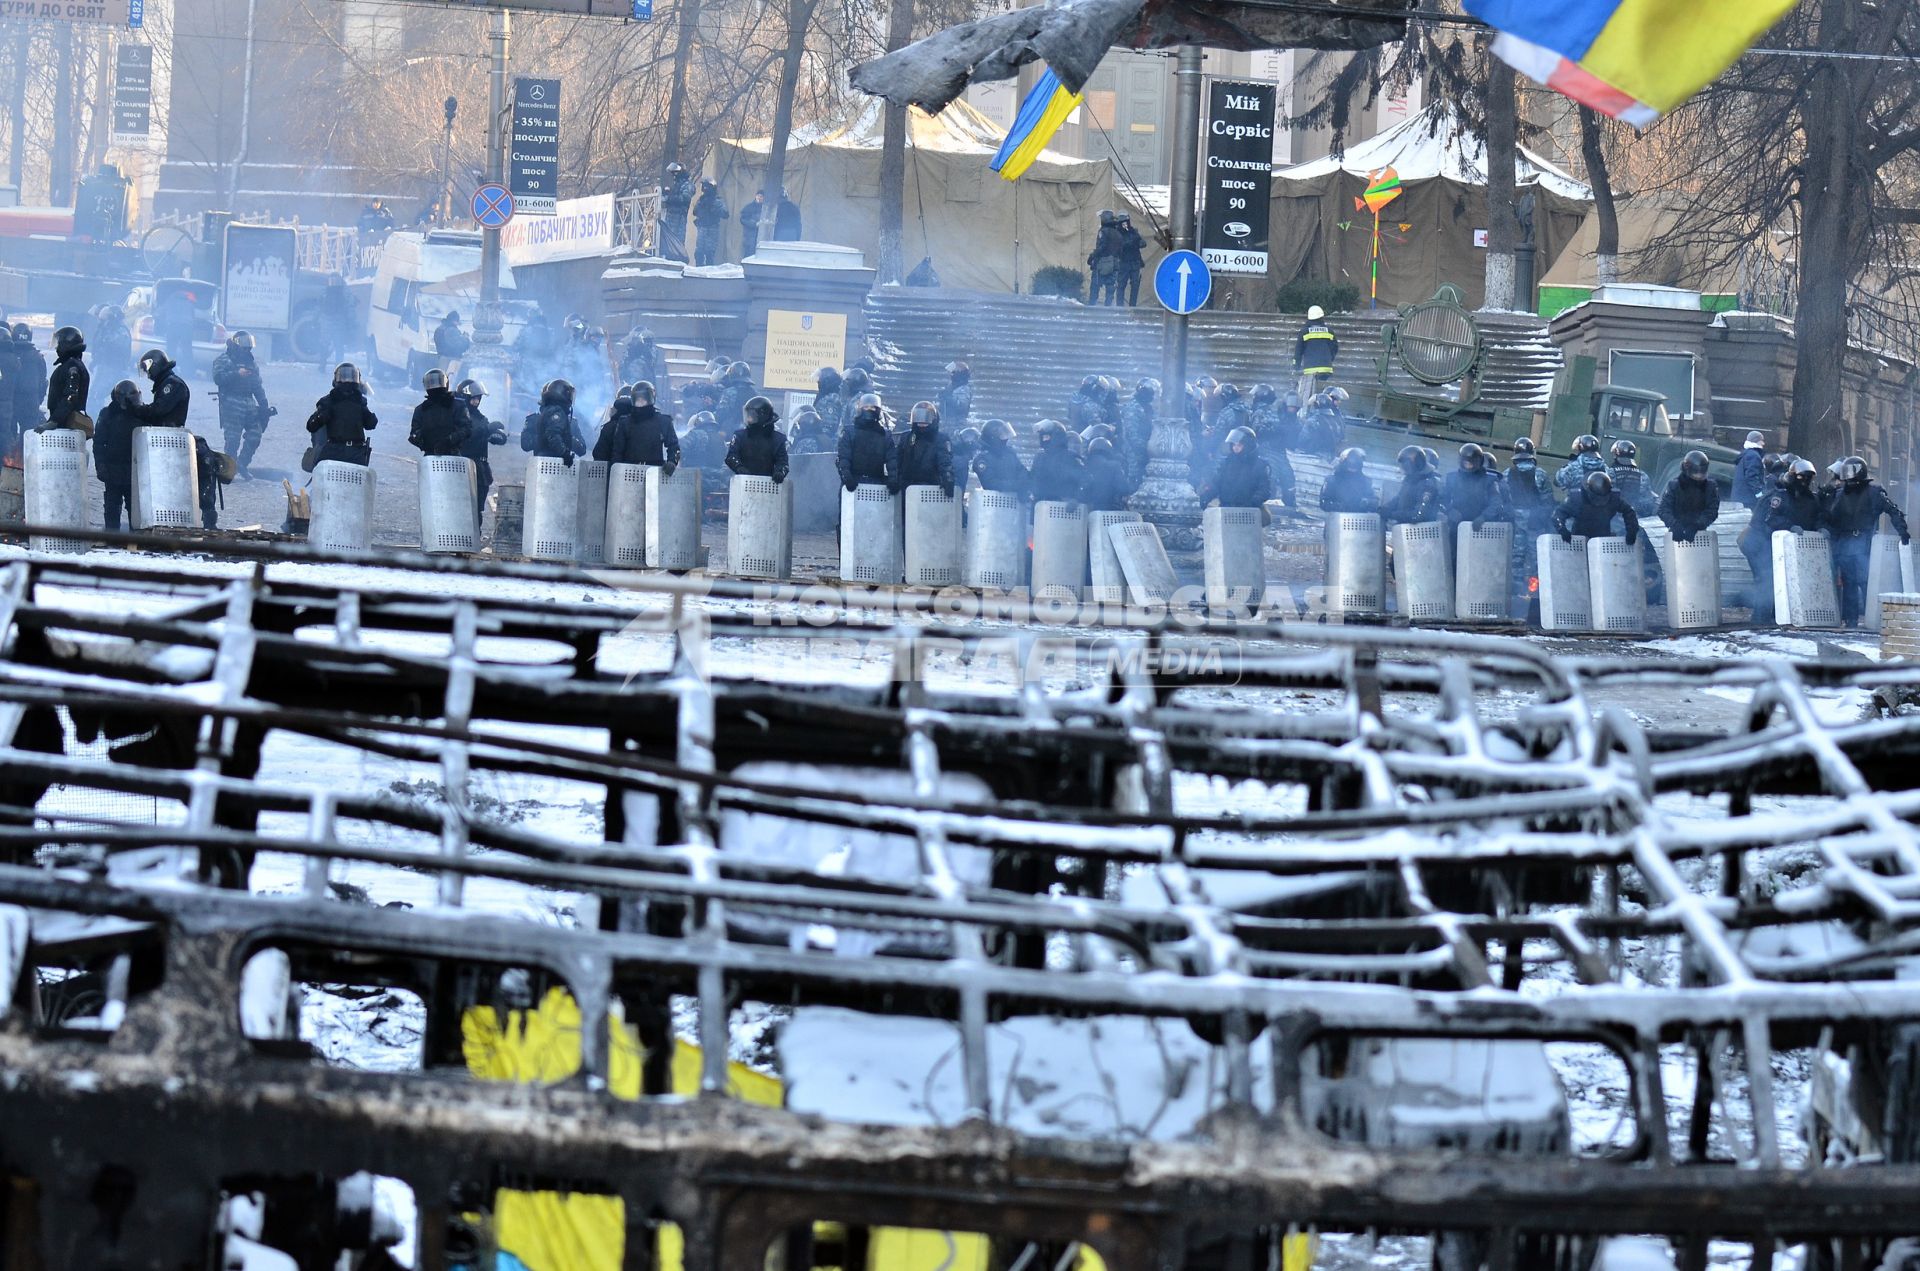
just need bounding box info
[1481,55,1519,310]
[875,0,916,282]
[1576,106,1619,286]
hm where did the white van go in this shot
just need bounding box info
[366,230,536,380]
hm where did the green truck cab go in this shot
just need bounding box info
[1358,288,1741,493]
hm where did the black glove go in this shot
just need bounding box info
[1559,528,1573,544]
[562,452,575,468]
[1471,516,1487,531]
[1674,532,1693,544]
[661,461,677,479]
[1904,535,1913,546]
[843,478,858,492]
[1624,527,1638,546]
[940,483,955,499]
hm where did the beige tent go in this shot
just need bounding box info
[1266,105,1592,311]
[706,99,1119,295]
[1539,191,1782,308]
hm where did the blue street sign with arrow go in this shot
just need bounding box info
[1154,250,1211,316]
[472,183,514,228]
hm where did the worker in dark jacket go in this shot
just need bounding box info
[836,392,894,490]
[408,368,469,457]
[1553,470,1640,544]
[1383,446,1442,525]
[936,362,972,430]
[1294,305,1338,399]
[521,379,587,463]
[131,348,191,428]
[305,363,377,465]
[595,380,680,470]
[1442,443,1510,528]
[455,379,506,532]
[1082,437,1131,511]
[1732,431,1768,506]
[433,310,471,367]
[1321,448,1379,515]
[894,400,955,496]
[724,395,788,481]
[1029,418,1084,504]
[210,331,272,474]
[1741,457,1813,624]
[691,179,730,267]
[1657,451,1721,544]
[45,326,89,430]
[1199,427,1273,510]
[1114,212,1146,306]
[93,379,139,530]
[1824,456,1911,626]
[972,419,1029,497]
[11,324,46,436]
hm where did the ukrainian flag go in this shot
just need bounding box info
[1466,0,1798,128]
[991,66,1082,181]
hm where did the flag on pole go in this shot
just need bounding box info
[1464,0,1799,128]
[991,66,1083,181]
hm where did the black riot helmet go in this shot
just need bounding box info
[815,365,841,388]
[1763,453,1788,477]
[631,380,656,407]
[1459,443,1488,473]
[1840,456,1870,487]
[1397,445,1429,475]
[1087,437,1114,458]
[1681,450,1711,480]
[456,378,486,402]
[11,322,30,343]
[853,392,883,425]
[53,325,85,357]
[1512,436,1536,458]
[945,360,969,380]
[1251,383,1277,404]
[230,330,256,351]
[422,367,448,391]
[1573,433,1601,456]
[1584,470,1614,499]
[615,384,635,405]
[689,410,718,432]
[331,361,362,387]
[1080,374,1100,393]
[110,379,140,409]
[843,367,872,395]
[1134,377,1160,401]
[956,425,982,449]
[1336,447,1366,474]
[744,396,778,428]
[1225,426,1256,452]
[542,379,576,407]
[1610,438,1638,464]
[1788,458,1817,488]
[1218,383,1242,403]
[982,419,1015,446]
[909,400,939,429]
[1035,418,1067,448]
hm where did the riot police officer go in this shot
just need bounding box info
[836,392,895,490]
[1320,448,1379,515]
[521,379,587,463]
[408,367,469,457]
[1384,446,1441,525]
[1553,470,1640,544]
[724,395,788,482]
[972,419,1030,497]
[304,363,376,466]
[894,401,955,497]
[1823,456,1910,627]
[1555,433,1606,492]
[211,331,273,475]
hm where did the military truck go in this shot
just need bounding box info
[1338,287,1743,491]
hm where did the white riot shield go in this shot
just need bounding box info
[646,466,702,571]
[417,456,478,554]
[1666,531,1722,630]
[967,490,1027,591]
[130,426,199,530]
[1537,535,1591,631]
[1031,499,1088,603]
[522,458,580,561]
[1107,520,1180,606]
[790,452,839,535]
[839,483,902,584]
[1203,505,1265,612]
[1326,513,1386,616]
[904,485,963,586]
[1087,511,1142,603]
[604,463,649,566]
[575,460,609,565]
[1865,533,1915,632]
[1454,520,1512,624]
[1588,536,1647,634]
[23,429,87,554]
[727,474,793,580]
[1391,521,1453,624]
[1773,529,1840,628]
[309,460,376,553]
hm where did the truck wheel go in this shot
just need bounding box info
[283,305,330,363]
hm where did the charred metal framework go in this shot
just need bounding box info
[0,541,1919,1269]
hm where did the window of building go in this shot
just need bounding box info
[342,1,405,65]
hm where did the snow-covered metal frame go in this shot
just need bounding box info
[1,540,1919,1268]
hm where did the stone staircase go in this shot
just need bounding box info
[862,289,1564,429]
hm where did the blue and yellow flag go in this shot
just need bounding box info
[991,66,1082,181]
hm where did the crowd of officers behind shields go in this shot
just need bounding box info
[11,316,1912,630]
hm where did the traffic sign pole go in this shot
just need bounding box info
[472,9,513,372]
[1161,46,1204,402]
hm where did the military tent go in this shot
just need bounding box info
[1266,104,1592,311]
[1537,191,1787,316]
[705,99,1120,295]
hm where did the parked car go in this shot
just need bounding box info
[123,277,227,360]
